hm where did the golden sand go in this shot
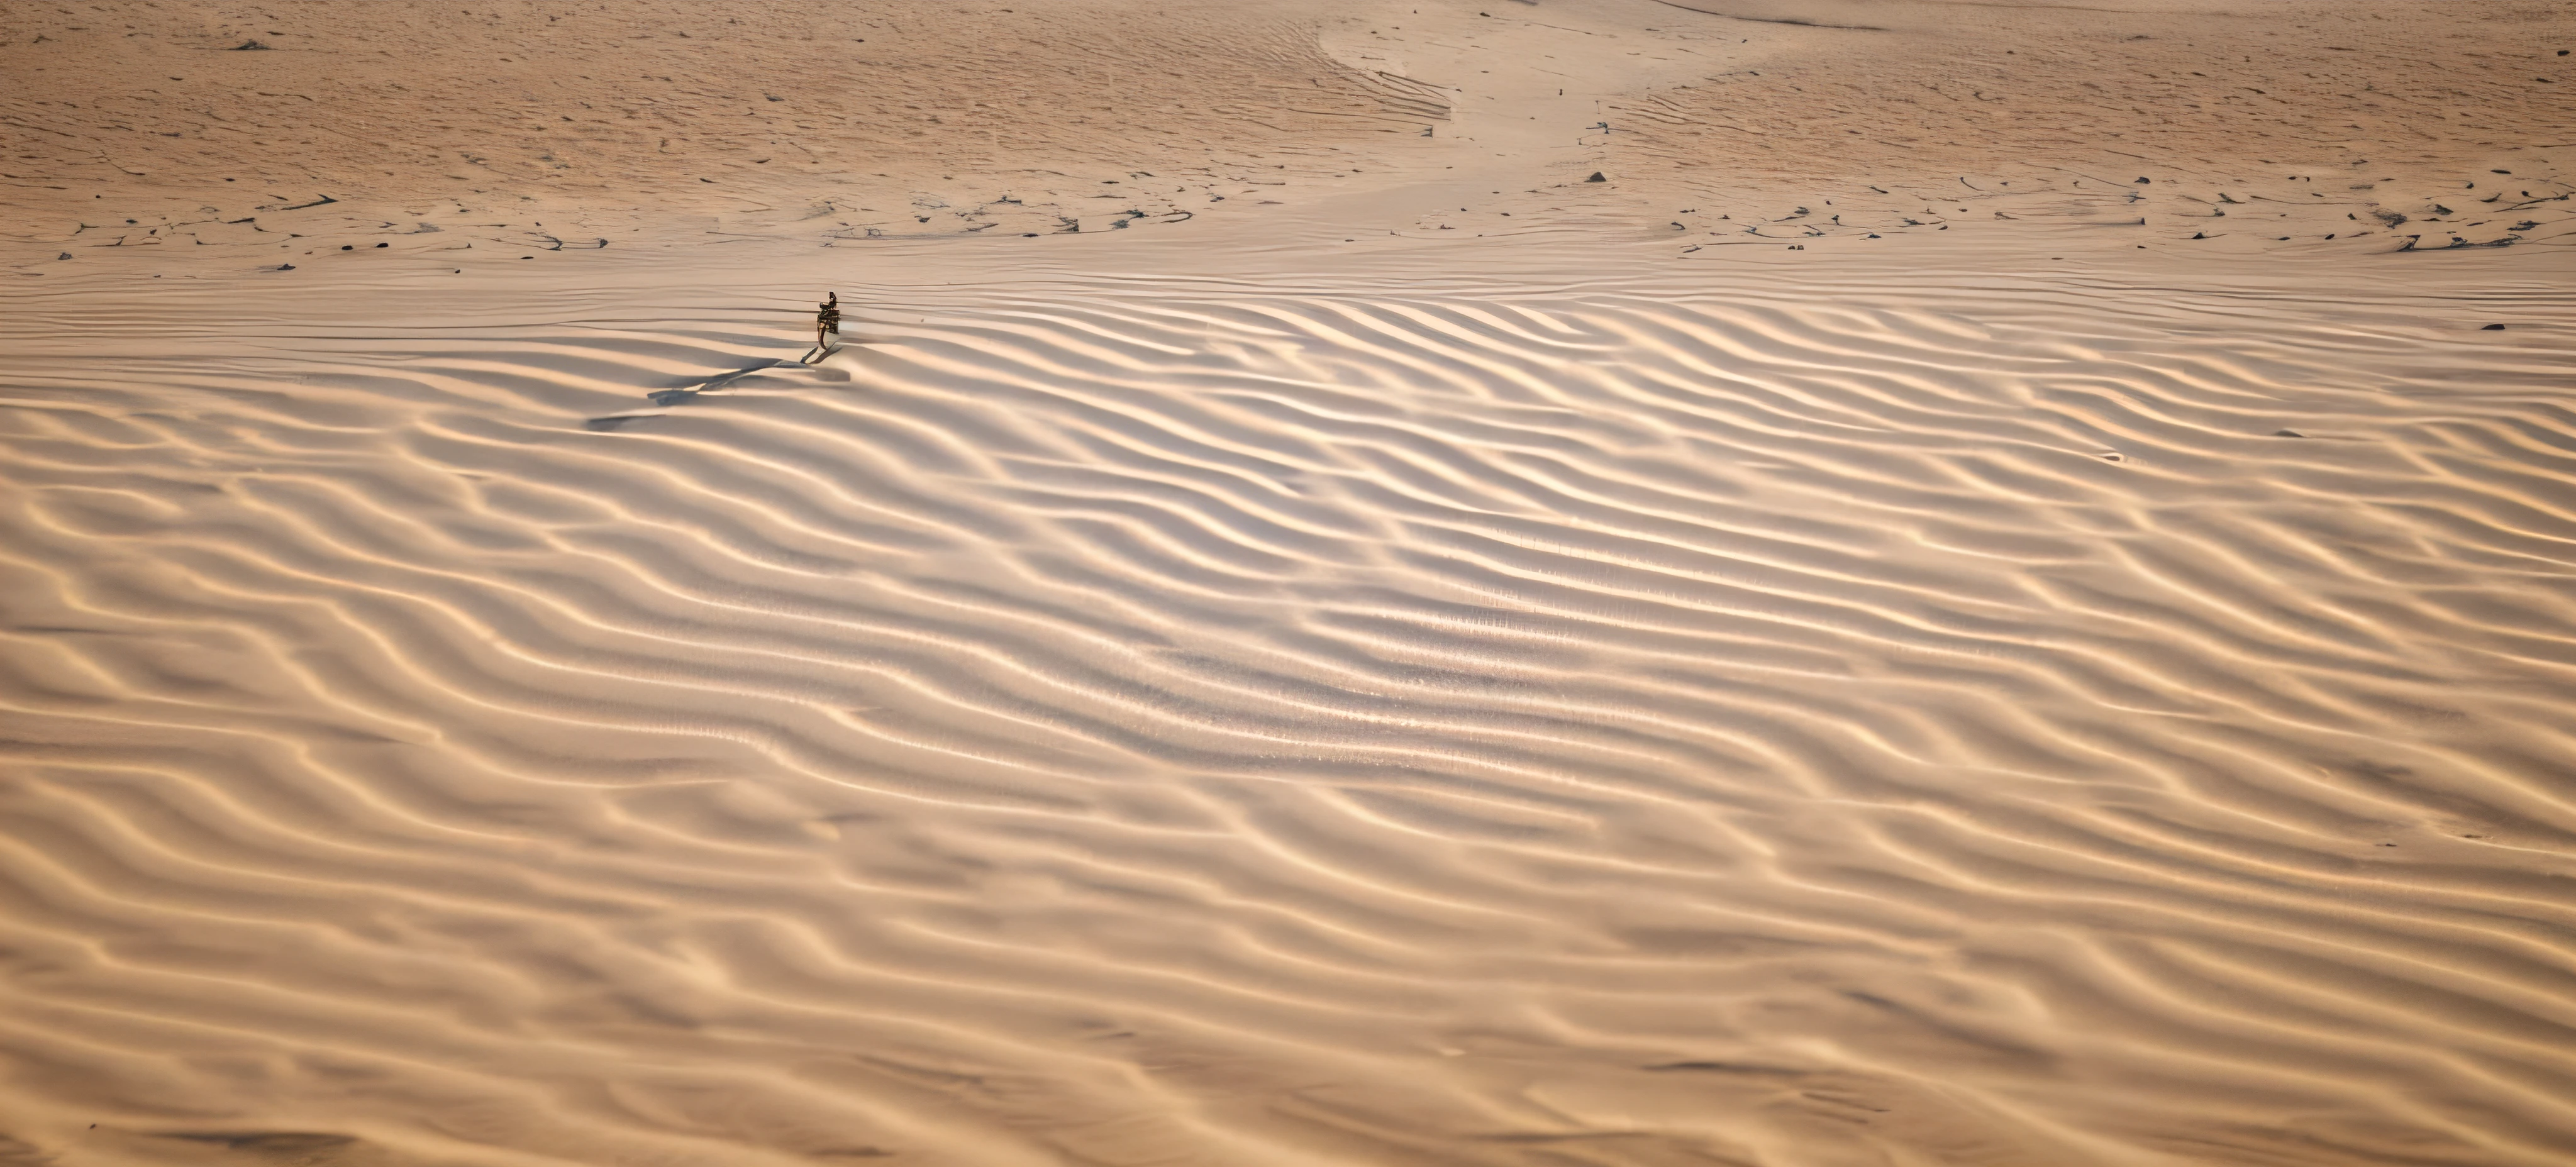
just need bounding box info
[2,3,2572,1164]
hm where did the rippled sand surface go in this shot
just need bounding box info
[5,1,2576,1164]
[6,247,2573,1165]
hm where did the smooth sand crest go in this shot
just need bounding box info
[3,3,2575,1166]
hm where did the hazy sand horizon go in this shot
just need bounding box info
[3,3,2574,1165]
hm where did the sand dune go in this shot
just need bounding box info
[4,2,2575,1165]
[11,1,2567,268]
[1,0,1440,259]
[1600,0,2576,253]
[7,255,2575,1164]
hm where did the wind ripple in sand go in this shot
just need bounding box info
[3,279,2575,1166]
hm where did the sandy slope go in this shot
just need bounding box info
[1,0,1437,256]
[4,3,2576,1166]
[8,0,2568,267]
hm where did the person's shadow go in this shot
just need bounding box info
[584,358,811,430]
[645,357,802,406]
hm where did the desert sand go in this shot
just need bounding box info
[3,2,2574,1165]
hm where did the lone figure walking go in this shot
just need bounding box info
[814,291,841,358]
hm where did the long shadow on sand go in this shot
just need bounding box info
[584,355,823,431]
